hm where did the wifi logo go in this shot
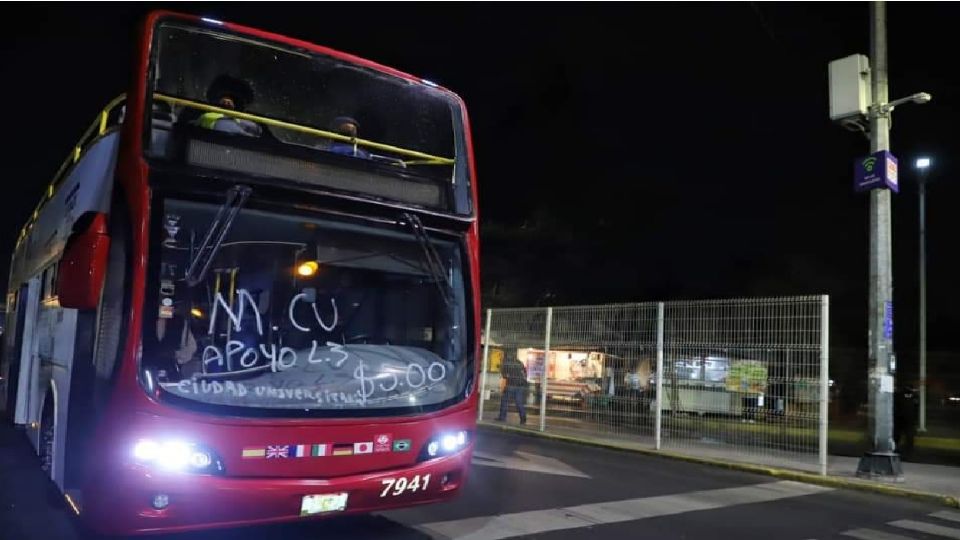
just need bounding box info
[855,151,899,193]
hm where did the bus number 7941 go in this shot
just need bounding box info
[380,474,431,497]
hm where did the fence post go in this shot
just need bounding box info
[478,308,493,423]
[655,302,665,450]
[540,307,553,432]
[818,295,830,476]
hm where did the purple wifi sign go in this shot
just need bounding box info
[854,151,898,193]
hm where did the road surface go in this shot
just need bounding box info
[1,421,957,539]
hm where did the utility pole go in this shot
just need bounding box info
[857,0,900,478]
[830,0,930,479]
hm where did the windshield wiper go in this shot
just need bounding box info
[400,212,454,308]
[184,185,252,287]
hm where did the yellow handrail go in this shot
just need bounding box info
[17,91,457,249]
[17,94,127,249]
[153,93,455,166]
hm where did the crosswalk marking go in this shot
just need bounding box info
[418,480,831,540]
[839,513,960,540]
[932,511,960,524]
[842,529,915,540]
[888,519,960,539]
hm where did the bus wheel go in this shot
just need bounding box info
[39,397,54,474]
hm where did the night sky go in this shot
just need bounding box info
[1,3,958,364]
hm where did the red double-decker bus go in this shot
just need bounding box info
[0,11,479,535]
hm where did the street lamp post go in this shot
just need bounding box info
[915,157,930,433]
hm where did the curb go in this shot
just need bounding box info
[478,422,960,509]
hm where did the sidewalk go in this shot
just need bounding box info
[479,418,960,508]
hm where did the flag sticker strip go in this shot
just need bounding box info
[243,441,395,458]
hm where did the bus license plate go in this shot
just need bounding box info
[300,493,348,516]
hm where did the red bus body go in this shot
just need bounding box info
[4,11,479,536]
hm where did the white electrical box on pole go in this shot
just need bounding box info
[829,54,872,131]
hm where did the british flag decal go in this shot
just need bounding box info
[266,445,290,459]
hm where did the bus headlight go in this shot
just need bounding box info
[157,441,191,470]
[189,449,213,469]
[423,430,470,459]
[441,434,459,453]
[132,439,224,474]
[133,439,160,461]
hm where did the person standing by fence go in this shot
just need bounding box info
[497,354,529,425]
[893,385,919,457]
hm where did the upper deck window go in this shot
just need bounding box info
[147,21,471,215]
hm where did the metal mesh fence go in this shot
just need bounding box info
[543,304,659,440]
[659,297,826,470]
[479,296,829,474]
[478,308,548,427]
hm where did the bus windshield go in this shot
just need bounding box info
[142,196,470,416]
[148,21,468,197]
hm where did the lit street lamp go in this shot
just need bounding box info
[915,156,931,433]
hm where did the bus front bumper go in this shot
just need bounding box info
[84,445,472,536]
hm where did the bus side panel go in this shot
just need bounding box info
[6,132,120,486]
[52,309,79,489]
[50,134,121,489]
[8,133,120,288]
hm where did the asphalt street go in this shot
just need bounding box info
[1,421,957,540]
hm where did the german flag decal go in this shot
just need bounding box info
[332,444,354,456]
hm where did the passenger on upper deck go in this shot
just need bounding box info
[327,116,371,159]
[195,75,263,137]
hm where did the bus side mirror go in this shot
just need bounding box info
[57,213,111,310]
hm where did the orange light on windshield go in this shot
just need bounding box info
[297,261,319,277]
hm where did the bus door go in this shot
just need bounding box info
[3,284,29,417]
[12,278,41,425]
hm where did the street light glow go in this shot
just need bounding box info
[915,157,931,169]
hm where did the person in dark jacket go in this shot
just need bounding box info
[496,355,529,425]
[327,116,371,158]
[894,385,919,457]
